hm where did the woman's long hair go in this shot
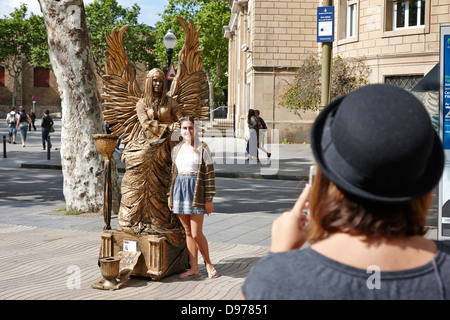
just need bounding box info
[247,109,255,125]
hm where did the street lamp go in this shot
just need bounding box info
[163,29,177,70]
[163,29,177,91]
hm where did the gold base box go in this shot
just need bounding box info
[99,230,189,280]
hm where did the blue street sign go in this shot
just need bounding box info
[439,24,450,240]
[317,6,334,42]
[443,35,450,149]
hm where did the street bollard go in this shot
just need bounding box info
[47,135,51,160]
[3,135,6,158]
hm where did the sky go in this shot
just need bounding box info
[0,0,168,27]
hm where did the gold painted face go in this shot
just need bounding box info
[152,76,163,94]
[146,68,165,95]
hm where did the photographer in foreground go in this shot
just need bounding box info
[242,84,450,300]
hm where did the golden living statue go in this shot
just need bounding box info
[97,16,209,283]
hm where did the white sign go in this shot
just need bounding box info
[123,240,137,252]
[318,21,333,37]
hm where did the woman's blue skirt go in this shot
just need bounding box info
[173,174,206,214]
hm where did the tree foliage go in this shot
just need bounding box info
[154,0,230,107]
[277,54,371,115]
[0,4,48,105]
[0,1,157,81]
[85,0,156,76]
[1,0,230,107]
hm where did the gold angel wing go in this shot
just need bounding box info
[102,25,143,144]
[168,16,209,120]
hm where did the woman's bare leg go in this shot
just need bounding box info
[178,214,200,278]
[190,214,217,278]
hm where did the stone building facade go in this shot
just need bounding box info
[0,61,147,118]
[334,0,447,86]
[223,0,319,142]
[0,63,61,117]
[223,0,450,143]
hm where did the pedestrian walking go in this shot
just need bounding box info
[242,84,450,300]
[246,109,259,162]
[41,109,53,150]
[5,107,18,144]
[29,108,36,131]
[168,116,218,279]
[254,109,271,159]
[16,108,30,147]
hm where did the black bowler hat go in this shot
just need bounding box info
[311,84,444,202]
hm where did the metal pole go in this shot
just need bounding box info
[321,42,332,108]
[166,48,173,92]
[320,0,333,109]
[3,135,6,158]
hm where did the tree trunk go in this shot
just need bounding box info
[206,63,222,121]
[39,0,120,213]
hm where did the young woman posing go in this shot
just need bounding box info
[168,116,218,279]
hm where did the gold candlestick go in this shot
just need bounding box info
[93,134,119,230]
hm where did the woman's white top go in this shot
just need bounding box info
[175,152,200,173]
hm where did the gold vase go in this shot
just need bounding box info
[99,257,120,289]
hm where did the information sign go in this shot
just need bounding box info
[317,6,334,42]
[439,24,450,240]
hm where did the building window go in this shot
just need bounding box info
[34,67,50,87]
[0,67,4,87]
[385,75,423,90]
[346,2,357,38]
[338,0,358,43]
[393,1,425,30]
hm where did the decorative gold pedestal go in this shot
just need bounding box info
[99,230,189,280]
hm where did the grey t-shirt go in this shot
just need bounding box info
[242,241,450,300]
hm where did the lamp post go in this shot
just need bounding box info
[163,29,177,90]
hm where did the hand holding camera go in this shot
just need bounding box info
[270,184,310,253]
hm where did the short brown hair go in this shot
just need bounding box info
[307,166,432,243]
